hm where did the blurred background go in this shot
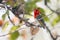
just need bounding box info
[0,0,60,40]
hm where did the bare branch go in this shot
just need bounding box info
[7,12,15,25]
[44,0,59,40]
[0,28,26,37]
[44,0,60,15]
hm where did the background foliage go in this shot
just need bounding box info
[0,0,60,40]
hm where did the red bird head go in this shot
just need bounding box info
[34,8,40,18]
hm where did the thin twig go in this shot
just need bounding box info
[0,28,26,37]
[7,11,15,25]
[44,0,59,14]
[46,27,57,40]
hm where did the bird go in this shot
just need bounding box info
[34,8,46,28]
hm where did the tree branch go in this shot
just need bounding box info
[46,27,57,40]
[7,12,15,25]
[44,0,60,15]
[0,28,26,37]
[44,0,59,40]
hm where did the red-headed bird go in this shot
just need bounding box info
[34,8,46,28]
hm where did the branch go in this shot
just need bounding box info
[44,0,60,15]
[0,28,26,37]
[7,12,15,25]
[44,0,58,40]
[46,27,57,40]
